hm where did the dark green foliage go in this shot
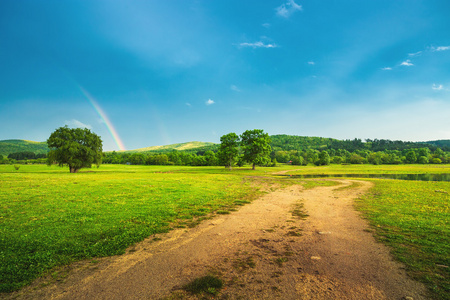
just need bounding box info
[0,140,49,157]
[183,275,223,295]
[217,132,240,169]
[47,126,103,173]
[317,150,330,166]
[7,151,46,160]
[104,134,449,166]
[270,134,336,151]
[241,129,272,170]
[423,139,450,151]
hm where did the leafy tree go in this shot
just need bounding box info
[317,150,330,166]
[405,150,417,164]
[349,153,364,164]
[204,150,218,166]
[417,156,429,164]
[47,126,103,173]
[217,133,240,170]
[240,129,271,170]
[291,155,304,165]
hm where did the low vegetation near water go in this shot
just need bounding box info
[0,163,449,299]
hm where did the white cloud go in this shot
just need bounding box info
[262,23,271,28]
[308,61,315,65]
[381,67,392,70]
[206,99,215,105]
[276,0,302,18]
[65,119,92,129]
[186,102,191,106]
[400,60,413,66]
[430,46,450,52]
[238,41,278,48]
[230,85,241,92]
[432,84,444,90]
[408,51,422,57]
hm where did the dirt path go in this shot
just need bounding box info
[10,180,428,299]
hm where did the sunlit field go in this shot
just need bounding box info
[1,164,449,298]
[0,164,262,292]
[356,180,449,299]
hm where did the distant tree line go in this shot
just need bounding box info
[103,143,448,167]
[3,133,449,167]
[0,151,47,164]
[272,147,448,165]
[104,129,273,169]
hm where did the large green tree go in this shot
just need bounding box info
[217,132,240,170]
[240,129,271,170]
[47,126,103,173]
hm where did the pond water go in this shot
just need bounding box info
[282,173,450,182]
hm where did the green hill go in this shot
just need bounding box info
[0,140,49,157]
[127,141,218,153]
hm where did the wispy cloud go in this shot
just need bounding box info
[186,102,191,107]
[430,46,450,52]
[230,85,241,92]
[238,41,278,48]
[65,119,92,129]
[276,0,302,18]
[307,61,315,65]
[262,23,271,28]
[400,60,413,66]
[206,99,215,105]
[432,84,444,90]
[408,51,422,57]
[381,67,392,71]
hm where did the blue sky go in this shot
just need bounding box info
[1,0,449,151]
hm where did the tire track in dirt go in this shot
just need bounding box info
[8,180,429,300]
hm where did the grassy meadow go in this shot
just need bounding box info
[0,164,264,292]
[0,163,449,299]
[356,180,449,299]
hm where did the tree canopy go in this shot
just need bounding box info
[217,132,240,169]
[240,129,271,170]
[47,126,103,173]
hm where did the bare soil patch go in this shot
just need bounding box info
[7,180,428,299]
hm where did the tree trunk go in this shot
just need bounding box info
[252,163,256,170]
[69,167,79,173]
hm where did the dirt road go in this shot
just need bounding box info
[11,180,428,299]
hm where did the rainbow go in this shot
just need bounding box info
[78,87,126,151]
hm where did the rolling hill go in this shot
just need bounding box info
[0,140,49,157]
[128,141,217,153]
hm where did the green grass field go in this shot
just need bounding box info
[0,164,263,292]
[356,180,449,299]
[1,163,449,298]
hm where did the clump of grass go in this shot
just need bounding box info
[287,231,302,237]
[216,210,230,215]
[234,200,251,206]
[183,275,223,295]
[291,202,309,219]
[274,257,288,267]
[232,256,256,272]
